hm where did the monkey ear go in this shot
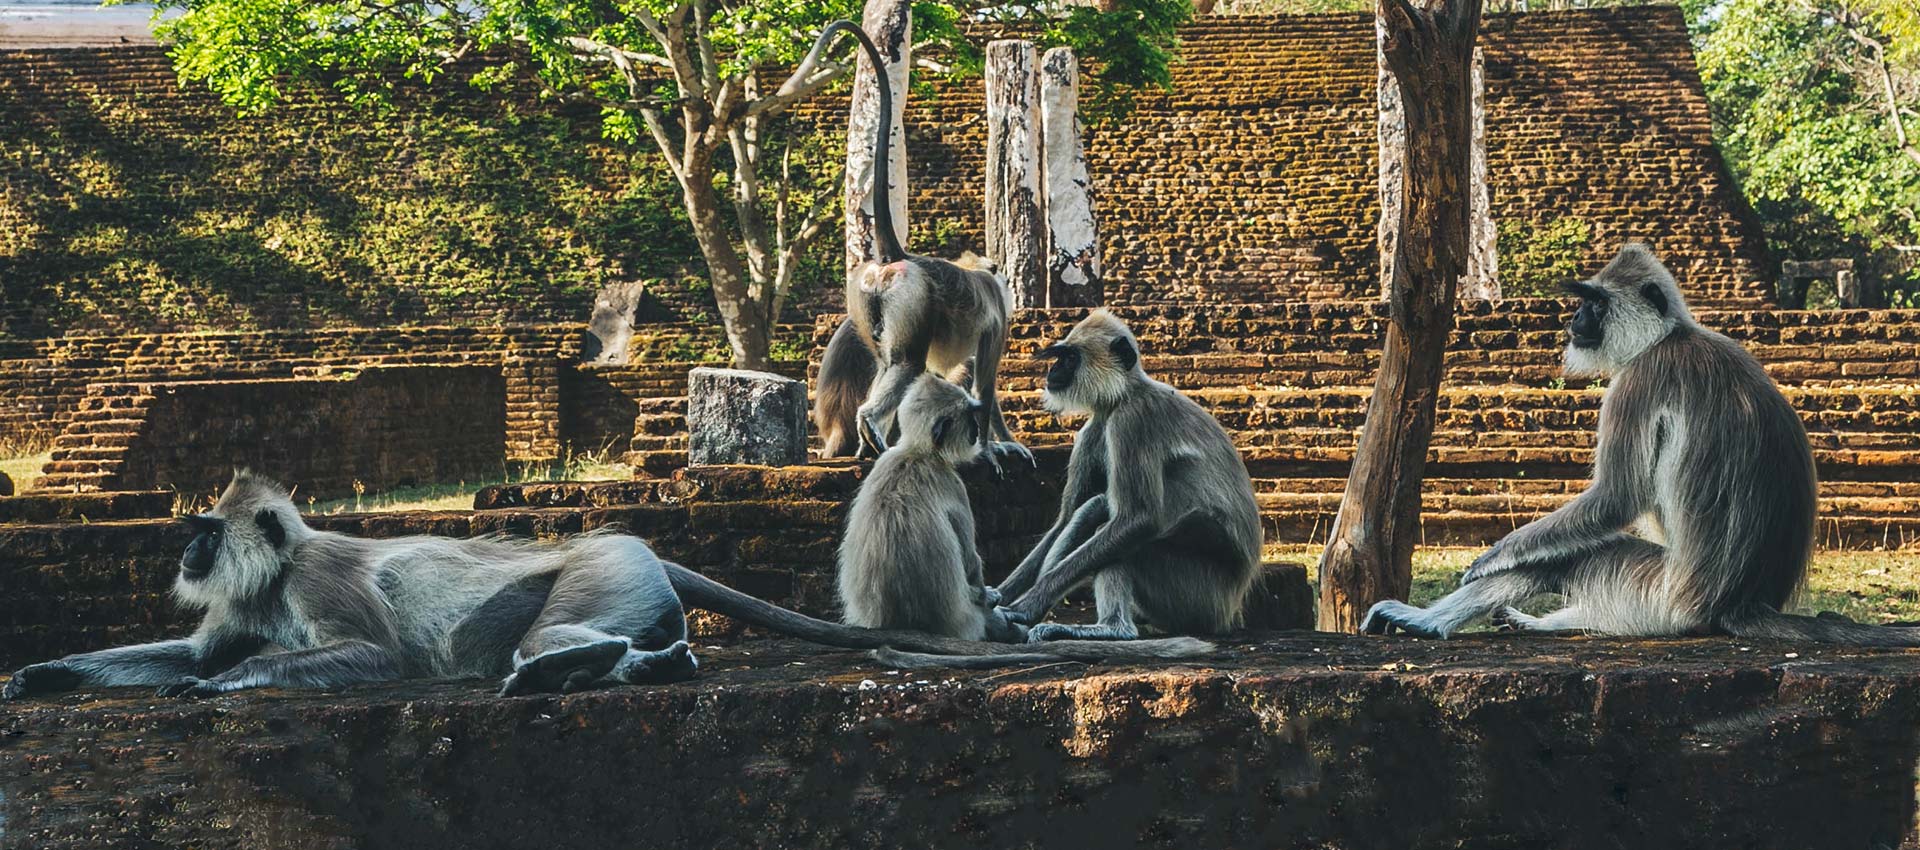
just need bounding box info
[256,509,287,549]
[1641,283,1669,317]
[1109,336,1138,371]
[931,415,953,446]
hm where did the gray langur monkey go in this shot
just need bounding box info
[1361,243,1920,646]
[5,472,1216,701]
[786,21,1031,472]
[814,317,879,458]
[839,374,1029,642]
[3,470,700,699]
[988,310,1265,642]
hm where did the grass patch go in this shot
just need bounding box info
[301,451,632,515]
[0,450,50,492]
[1270,544,1920,627]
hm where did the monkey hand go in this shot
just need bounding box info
[978,586,1003,607]
[995,604,1037,626]
[3,661,81,699]
[157,678,226,699]
[991,441,1036,468]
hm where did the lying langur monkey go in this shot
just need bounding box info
[785,21,1031,472]
[1362,243,1920,645]
[839,374,1029,642]
[989,310,1264,642]
[4,472,1214,700]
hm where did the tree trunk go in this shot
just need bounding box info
[1319,0,1482,633]
[1379,29,1493,299]
[985,39,1047,310]
[844,0,912,273]
[1040,47,1102,308]
[1463,46,1497,299]
[684,151,773,370]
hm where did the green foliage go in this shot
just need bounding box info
[0,69,699,332]
[1496,217,1592,298]
[1691,0,1920,303]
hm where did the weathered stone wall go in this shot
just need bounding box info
[1,7,1769,340]
[36,366,507,499]
[3,638,1918,850]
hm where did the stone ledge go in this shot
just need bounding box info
[2,635,1916,849]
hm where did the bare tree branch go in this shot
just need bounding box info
[562,35,673,70]
[751,61,851,119]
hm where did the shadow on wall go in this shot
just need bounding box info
[44,365,508,502]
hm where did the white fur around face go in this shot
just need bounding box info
[1043,311,1139,417]
[173,475,306,609]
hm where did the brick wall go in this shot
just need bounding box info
[790,7,1772,308]
[36,366,507,500]
[1,7,1770,340]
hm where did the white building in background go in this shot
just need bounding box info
[0,0,161,48]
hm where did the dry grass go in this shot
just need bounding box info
[299,450,633,515]
[0,449,49,492]
[1270,544,1920,627]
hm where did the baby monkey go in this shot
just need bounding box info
[839,374,1027,642]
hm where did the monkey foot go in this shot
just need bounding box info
[1360,601,1449,638]
[500,638,630,697]
[613,641,698,685]
[1027,623,1139,642]
[157,678,228,699]
[1490,606,1539,632]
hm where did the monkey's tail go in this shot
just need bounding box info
[662,563,1216,662]
[871,639,1217,670]
[1719,606,1920,647]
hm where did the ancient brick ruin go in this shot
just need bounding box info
[2,9,1917,848]
[2,8,1767,337]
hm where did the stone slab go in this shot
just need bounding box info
[2,635,1916,849]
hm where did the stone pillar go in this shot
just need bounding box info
[844,0,912,273]
[1040,47,1102,308]
[985,39,1047,310]
[686,368,809,467]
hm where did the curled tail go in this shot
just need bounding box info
[1720,607,1920,647]
[783,20,905,263]
[662,563,1216,663]
[872,638,1216,670]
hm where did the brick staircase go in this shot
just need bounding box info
[619,303,1920,549]
[34,384,158,492]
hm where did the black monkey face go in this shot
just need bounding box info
[179,513,225,581]
[1563,281,1609,350]
[1042,343,1081,392]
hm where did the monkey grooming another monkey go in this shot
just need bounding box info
[989,310,1264,643]
[1362,243,1920,646]
[5,471,1214,701]
[839,374,1029,642]
[787,21,1031,471]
